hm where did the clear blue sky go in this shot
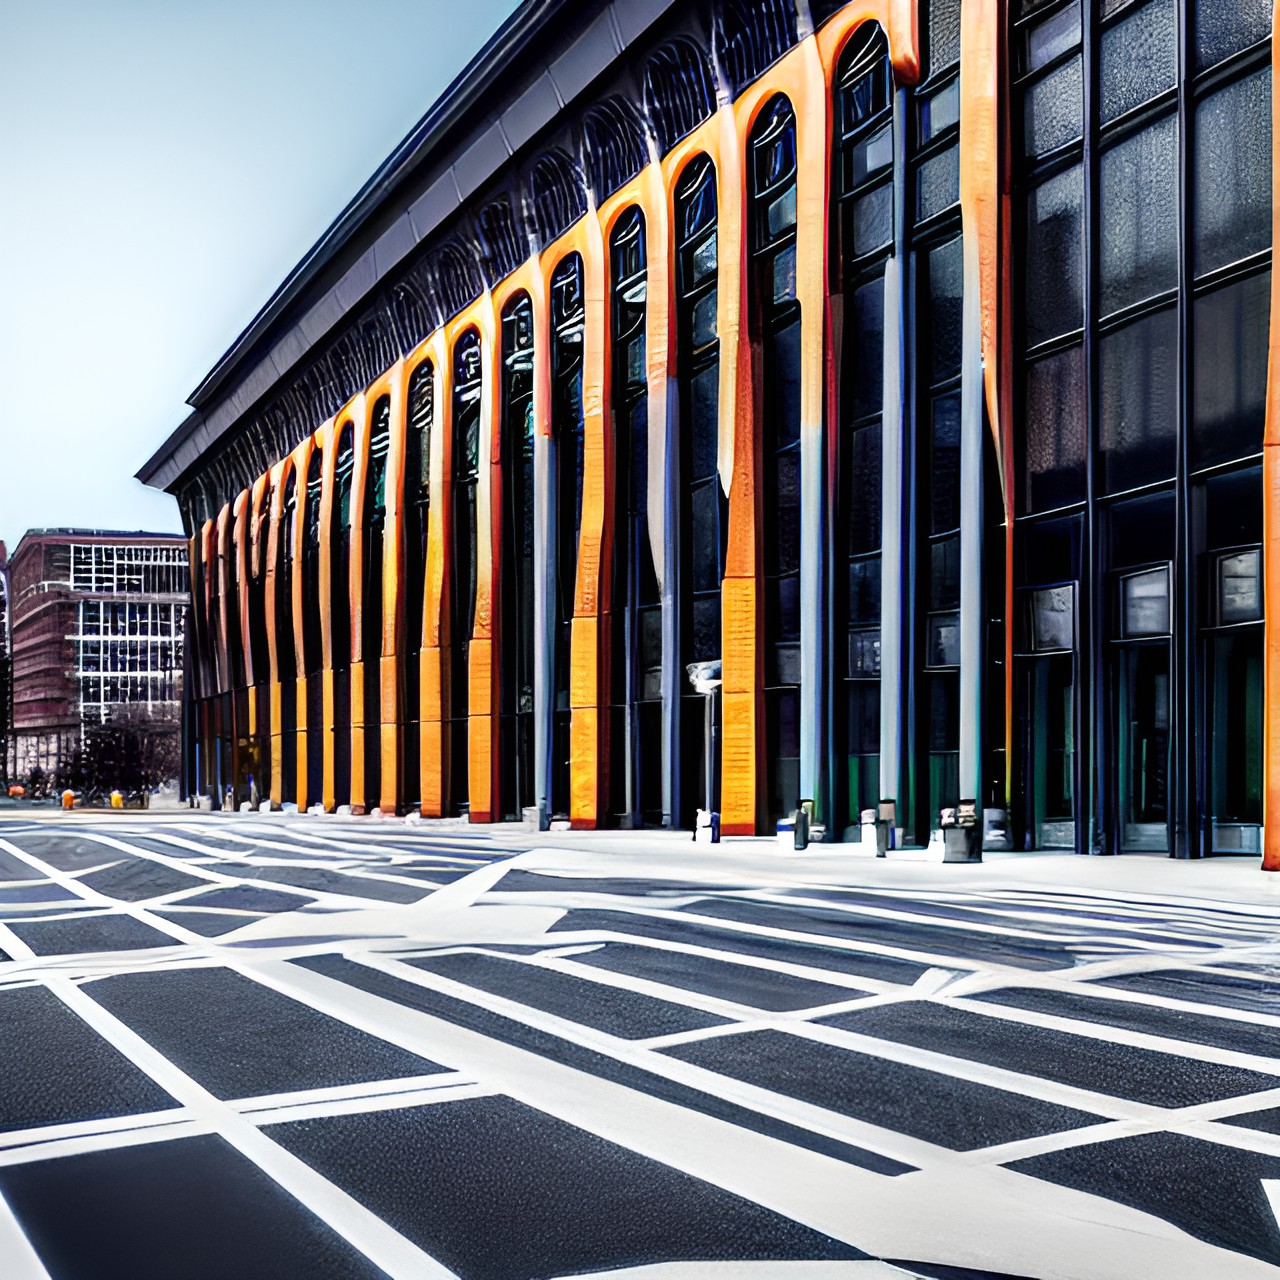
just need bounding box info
[0,0,520,553]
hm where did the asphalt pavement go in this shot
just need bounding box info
[0,811,1278,1279]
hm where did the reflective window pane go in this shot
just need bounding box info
[1193,270,1271,469]
[1031,586,1076,652]
[930,393,962,535]
[849,276,884,422]
[850,122,894,187]
[1100,0,1176,123]
[928,237,965,382]
[916,146,960,222]
[1022,0,1081,74]
[1219,549,1263,624]
[929,0,962,73]
[1196,0,1273,71]
[847,421,882,556]
[852,183,893,258]
[931,537,961,609]
[1195,69,1273,277]
[1025,164,1084,347]
[1100,114,1178,315]
[919,79,960,142]
[1122,567,1170,637]
[1023,54,1083,157]
[1099,308,1178,493]
[1023,344,1087,513]
[928,612,961,667]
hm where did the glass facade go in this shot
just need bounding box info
[1014,0,1272,855]
[168,0,1277,860]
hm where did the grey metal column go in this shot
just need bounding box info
[958,237,985,810]
[659,375,680,828]
[533,429,555,828]
[879,87,909,808]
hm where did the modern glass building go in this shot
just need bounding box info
[139,0,1279,863]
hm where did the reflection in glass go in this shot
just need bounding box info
[1025,165,1083,347]
[1195,69,1273,277]
[1024,55,1082,157]
[1122,567,1170,637]
[1098,308,1177,493]
[1100,114,1178,315]
[1219,550,1262,624]
[1193,271,1271,468]
[1100,0,1176,123]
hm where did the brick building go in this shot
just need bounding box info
[9,530,188,778]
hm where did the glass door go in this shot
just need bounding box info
[1205,547,1264,854]
[1018,583,1078,850]
[1113,565,1172,853]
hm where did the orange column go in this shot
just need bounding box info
[379,363,407,815]
[1263,8,1280,870]
[716,103,761,837]
[569,218,610,830]
[264,463,287,810]
[291,438,314,811]
[317,419,338,812]
[469,300,500,824]
[422,331,451,816]
[347,394,370,811]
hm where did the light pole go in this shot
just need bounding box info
[686,660,721,841]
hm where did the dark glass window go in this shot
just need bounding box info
[928,237,965,379]
[1024,55,1083,156]
[929,0,962,73]
[1023,344,1087,512]
[1195,0,1272,71]
[1193,270,1271,468]
[1195,68,1274,277]
[916,147,960,222]
[1025,165,1083,345]
[1100,114,1178,315]
[1099,307,1178,493]
[1022,0,1082,74]
[1100,0,1176,123]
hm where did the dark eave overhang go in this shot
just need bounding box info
[138,0,678,494]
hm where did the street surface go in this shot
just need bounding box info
[0,813,1278,1278]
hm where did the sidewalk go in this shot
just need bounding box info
[7,803,1278,916]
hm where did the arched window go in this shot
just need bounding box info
[582,99,649,202]
[674,156,725,827]
[302,446,324,677]
[361,398,391,808]
[391,278,433,356]
[474,197,524,287]
[276,466,299,801]
[498,295,536,820]
[331,423,355,672]
[247,485,272,686]
[529,151,587,249]
[644,39,717,155]
[434,243,483,323]
[716,0,799,100]
[609,207,663,827]
[550,255,586,818]
[401,361,434,809]
[448,331,482,814]
[750,96,802,828]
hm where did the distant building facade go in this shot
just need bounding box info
[0,543,11,781]
[138,0,1280,863]
[9,531,188,777]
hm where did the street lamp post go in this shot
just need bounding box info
[686,660,721,842]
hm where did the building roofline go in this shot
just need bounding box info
[187,0,565,414]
